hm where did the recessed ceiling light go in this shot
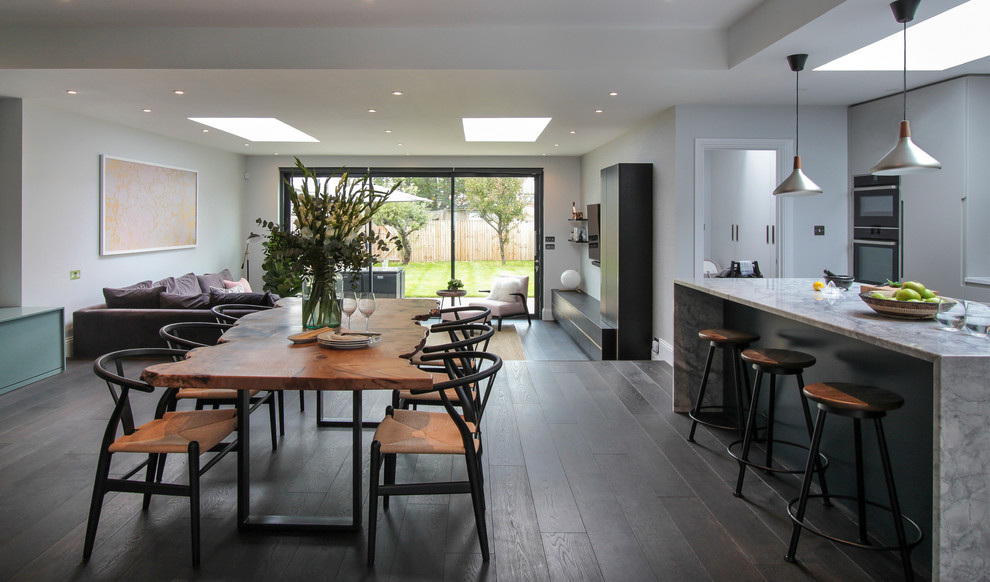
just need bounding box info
[462,117,551,142]
[202,129,209,133]
[554,143,560,147]
[188,118,319,142]
[244,143,250,147]
[391,91,403,96]
[173,90,185,95]
[609,92,619,96]
[817,0,990,71]
[595,109,603,113]
[569,131,576,134]
[368,109,377,113]
[385,129,392,133]
[397,143,404,146]
[274,153,279,156]
[65,89,78,95]
[542,153,547,156]
[142,108,152,113]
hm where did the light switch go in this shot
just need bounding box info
[814,225,825,236]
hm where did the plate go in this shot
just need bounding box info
[858,292,946,320]
[317,330,382,350]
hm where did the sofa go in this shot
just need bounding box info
[72,269,277,358]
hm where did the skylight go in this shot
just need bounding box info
[816,0,990,71]
[188,118,319,142]
[462,118,552,142]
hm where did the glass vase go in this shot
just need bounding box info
[301,272,342,330]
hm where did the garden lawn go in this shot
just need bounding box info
[388,261,535,298]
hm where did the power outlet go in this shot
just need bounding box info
[814,225,825,236]
[69,270,81,280]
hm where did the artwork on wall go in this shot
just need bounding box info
[100,155,198,255]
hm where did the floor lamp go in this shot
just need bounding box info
[241,232,262,283]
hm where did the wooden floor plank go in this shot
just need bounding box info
[542,532,604,582]
[490,464,550,582]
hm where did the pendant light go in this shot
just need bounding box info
[773,53,822,196]
[870,0,941,175]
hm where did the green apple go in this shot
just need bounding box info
[901,281,926,295]
[894,288,922,301]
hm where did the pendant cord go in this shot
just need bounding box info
[795,67,800,156]
[902,20,908,120]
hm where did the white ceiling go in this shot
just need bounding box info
[0,0,985,157]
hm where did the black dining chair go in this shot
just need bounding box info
[368,351,503,565]
[160,321,280,450]
[84,348,238,567]
[394,322,495,411]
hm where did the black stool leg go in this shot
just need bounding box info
[785,408,828,563]
[854,419,868,545]
[687,344,717,442]
[875,418,915,582]
[797,373,831,506]
[731,347,747,438]
[764,374,777,473]
[733,370,764,497]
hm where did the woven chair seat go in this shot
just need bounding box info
[374,409,478,455]
[176,388,261,400]
[109,409,237,454]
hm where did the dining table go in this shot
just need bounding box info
[141,297,438,533]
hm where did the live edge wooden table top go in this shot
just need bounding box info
[142,297,437,393]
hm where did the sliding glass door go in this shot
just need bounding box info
[280,166,543,314]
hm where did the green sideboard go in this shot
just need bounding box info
[0,307,65,395]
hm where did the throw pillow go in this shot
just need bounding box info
[197,269,234,293]
[223,278,253,293]
[168,272,202,295]
[210,284,245,294]
[103,285,166,309]
[486,276,520,303]
[208,289,276,307]
[159,292,211,309]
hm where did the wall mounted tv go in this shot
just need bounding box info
[587,203,601,264]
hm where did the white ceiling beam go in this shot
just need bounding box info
[727,0,846,68]
[0,26,727,71]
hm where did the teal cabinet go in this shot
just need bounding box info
[0,307,65,395]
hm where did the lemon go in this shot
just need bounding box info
[813,281,824,291]
[894,288,922,301]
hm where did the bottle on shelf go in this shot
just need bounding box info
[572,201,577,219]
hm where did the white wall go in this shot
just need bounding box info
[581,104,847,362]
[242,155,581,318]
[848,75,990,302]
[580,107,676,358]
[19,102,246,338]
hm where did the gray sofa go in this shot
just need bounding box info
[72,269,276,358]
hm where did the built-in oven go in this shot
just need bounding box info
[853,174,901,284]
[853,175,900,229]
[853,227,899,284]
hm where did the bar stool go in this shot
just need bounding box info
[730,348,830,500]
[686,328,759,442]
[786,382,922,582]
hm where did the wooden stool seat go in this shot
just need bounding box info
[803,382,904,416]
[699,328,760,345]
[741,348,816,374]
[786,381,919,581]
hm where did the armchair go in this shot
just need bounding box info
[467,274,531,331]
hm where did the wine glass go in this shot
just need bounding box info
[341,291,357,329]
[358,292,376,331]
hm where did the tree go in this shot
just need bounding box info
[373,202,430,264]
[459,177,527,265]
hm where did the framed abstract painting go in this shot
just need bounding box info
[100,155,198,255]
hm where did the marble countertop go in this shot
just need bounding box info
[675,278,990,361]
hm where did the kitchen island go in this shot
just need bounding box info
[674,278,989,581]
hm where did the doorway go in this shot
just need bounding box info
[694,139,791,278]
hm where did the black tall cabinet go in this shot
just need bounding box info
[600,163,653,359]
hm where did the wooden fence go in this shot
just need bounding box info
[377,217,534,263]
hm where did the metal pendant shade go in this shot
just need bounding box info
[774,53,822,196]
[871,0,941,175]
[774,156,822,196]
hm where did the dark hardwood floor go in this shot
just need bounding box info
[0,321,924,581]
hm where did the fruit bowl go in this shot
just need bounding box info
[858,292,948,320]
